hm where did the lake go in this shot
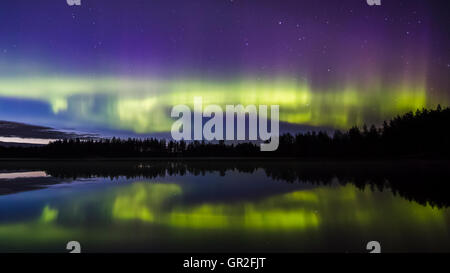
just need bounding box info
[0,160,449,253]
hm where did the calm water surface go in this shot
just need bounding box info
[0,160,449,253]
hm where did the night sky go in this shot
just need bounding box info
[0,0,449,141]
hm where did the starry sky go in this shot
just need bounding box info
[0,0,449,140]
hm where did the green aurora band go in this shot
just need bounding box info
[0,76,446,133]
[0,182,448,251]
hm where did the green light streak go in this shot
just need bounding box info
[0,183,449,251]
[0,76,442,133]
[112,183,182,222]
[40,205,58,223]
[109,183,448,232]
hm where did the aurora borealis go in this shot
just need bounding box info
[1,0,450,257]
[1,177,449,252]
[0,0,449,139]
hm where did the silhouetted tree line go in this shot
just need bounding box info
[1,106,449,158]
[0,160,449,207]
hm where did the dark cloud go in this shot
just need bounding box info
[0,120,94,140]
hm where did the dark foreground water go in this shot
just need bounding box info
[0,160,449,253]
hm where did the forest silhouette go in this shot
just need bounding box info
[0,106,449,158]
